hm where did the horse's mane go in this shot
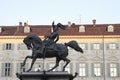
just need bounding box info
[27,34,42,44]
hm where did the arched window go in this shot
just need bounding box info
[107,25,114,32]
[79,26,85,32]
[24,26,30,33]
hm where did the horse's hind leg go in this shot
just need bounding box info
[48,58,60,71]
[62,57,70,71]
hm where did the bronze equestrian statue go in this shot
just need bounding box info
[22,22,83,72]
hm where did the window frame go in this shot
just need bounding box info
[93,63,101,77]
[93,43,101,50]
[79,43,87,50]
[1,63,13,77]
[110,63,118,77]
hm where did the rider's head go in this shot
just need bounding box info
[52,21,59,32]
[52,21,66,32]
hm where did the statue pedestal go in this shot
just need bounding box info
[16,71,75,80]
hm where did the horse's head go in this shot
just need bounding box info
[23,34,42,50]
[23,37,32,50]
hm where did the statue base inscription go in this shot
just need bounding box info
[16,71,75,80]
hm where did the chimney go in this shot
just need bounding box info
[17,22,22,32]
[24,22,27,26]
[92,19,96,27]
[19,22,22,26]
[68,21,71,27]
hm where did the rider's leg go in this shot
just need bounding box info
[40,44,46,58]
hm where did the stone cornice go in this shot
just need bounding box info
[0,35,120,39]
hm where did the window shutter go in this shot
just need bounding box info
[91,44,93,50]
[70,63,73,73]
[116,43,119,50]
[46,63,49,70]
[2,44,5,50]
[106,44,109,50]
[86,43,88,50]
[10,63,13,77]
[11,44,14,50]
[85,63,88,77]
[117,63,119,77]
[16,63,21,73]
[100,44,103,50]
[25,63,29,71]
[1,63,5,77]
[107,63,110,77]
[76,63,79,73]
[91,63,94,77]
[101,63,104,77]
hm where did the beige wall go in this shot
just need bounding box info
[0,35,120,80]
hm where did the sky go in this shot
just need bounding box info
[0,0,120,26]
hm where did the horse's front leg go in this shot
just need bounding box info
[26,56,37,72]
[22,56,33,67]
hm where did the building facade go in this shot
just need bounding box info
[0,21,120,80]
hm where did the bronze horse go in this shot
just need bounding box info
[22,34,83,72]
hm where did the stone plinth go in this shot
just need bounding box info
[16,71,75,80]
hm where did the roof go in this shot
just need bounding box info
[0,23,120,36]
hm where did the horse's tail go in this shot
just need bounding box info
[65,40,83,53]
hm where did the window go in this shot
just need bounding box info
[16,63,28,73]
[79,63,86,76]
[3,43,14,50]
[92,63,103,77]
[109,43,116,50]
[24,26,30,33]
[79,43,87,50]
[18,43,27,50]
[107,25,114,32]
[93,43,100,50]
[94,63,101,76]
[6,43,12,50]
[76,63,88,77]
[110,63,117,77]
[1,63,13,77]
[79,26,85,32]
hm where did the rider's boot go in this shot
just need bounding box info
[40,44,45,58]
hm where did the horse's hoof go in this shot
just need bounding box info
[47,70,52,72]
[26,69,31,72]
[62,69,65,71]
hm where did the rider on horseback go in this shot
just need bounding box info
[40,21,66,58]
